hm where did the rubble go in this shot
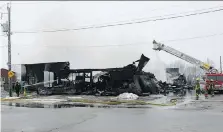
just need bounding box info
[18,54,190,96]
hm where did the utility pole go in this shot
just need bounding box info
[7,3,12,97]
[0,3,12,96]
[220,56,222,73]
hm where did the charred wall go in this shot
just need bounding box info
[166,68,180,84]
[166,68,179,75]
[21,62,70,85]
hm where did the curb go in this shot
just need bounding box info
[1,98,176,107]
[1,97,21,101]
[192,100,223,102]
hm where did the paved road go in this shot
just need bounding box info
[2,102,223,132]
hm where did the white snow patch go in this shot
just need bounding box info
[167,92,174,96]
[149,94,165,98]
[3,96,20,99]
[117,93,139,100]
[67,96,83,100]
[150,95,169,104]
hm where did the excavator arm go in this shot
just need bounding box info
[152,40,216,73]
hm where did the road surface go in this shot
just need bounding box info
[2,95,223,132]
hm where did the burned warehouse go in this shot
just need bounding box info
[20,54,189,96]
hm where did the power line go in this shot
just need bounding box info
[1,31,223,48]
[13,7,223,34]
[11,1,68,5]
[121,5,223,25]
[10,1,187,12]
[10,2,191,15]
[0,42,149,48]
[161,32,223,43]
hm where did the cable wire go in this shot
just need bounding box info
[13,7,223,34]
[1,32,223,48]
[161,32,223,43]
[11,1,68,5]
[10,1,187,12]
[2,41,147,48]
[110,5,223,26]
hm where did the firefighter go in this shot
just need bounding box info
[195,78,201,100]
[163,81,167,96]
[209,79,215,97]
[15,81,21,97]
[204,80,209,99]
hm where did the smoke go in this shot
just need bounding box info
[144,51,167,82]
[21,65,26,76]
[31,4,142,69]
[153,52,167,81]
[168,60,207,84]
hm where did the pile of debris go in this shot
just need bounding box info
[20,54,189,96]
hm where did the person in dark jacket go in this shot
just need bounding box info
[15,82,21,97]
[12,83,15,92]
[209,79,215,97]
[163,81,167,96]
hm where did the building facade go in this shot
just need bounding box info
[0,68,17,89]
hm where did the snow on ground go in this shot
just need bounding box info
[150,95,169,104]
[159,94,208,110]
[67,96,83,100]
[116,93,139,100]
[1,88,9,98]
[3,96,20,99]
[149,94,165,98]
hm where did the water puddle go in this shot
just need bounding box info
[1,102,96,108]
[1,90,195,109]
[1,102,152,109]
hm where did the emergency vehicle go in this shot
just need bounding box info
[204,73,223,92]
[152,40,223,92]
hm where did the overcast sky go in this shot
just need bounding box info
[1,1,223,80]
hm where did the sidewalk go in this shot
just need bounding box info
[1,93,178,108]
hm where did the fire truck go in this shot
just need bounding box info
[152,40,223,92]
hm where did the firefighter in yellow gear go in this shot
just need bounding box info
[209,79,215,97]
[195,78,201,100]
[204,82,209,99]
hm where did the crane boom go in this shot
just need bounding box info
[152,40,216,72]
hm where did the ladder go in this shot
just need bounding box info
[152,40,216,72]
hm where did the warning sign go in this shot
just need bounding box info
[8,71,14,78]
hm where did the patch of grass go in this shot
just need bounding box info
[119,100,147,105]
[1,98,18,101]
[146,102,175,106]
[71,99,176,106]
[100,101,122,105]
[71,99,97,103]
[71,99,148,105]
[20,96,33,99]
[132,101,148,105]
